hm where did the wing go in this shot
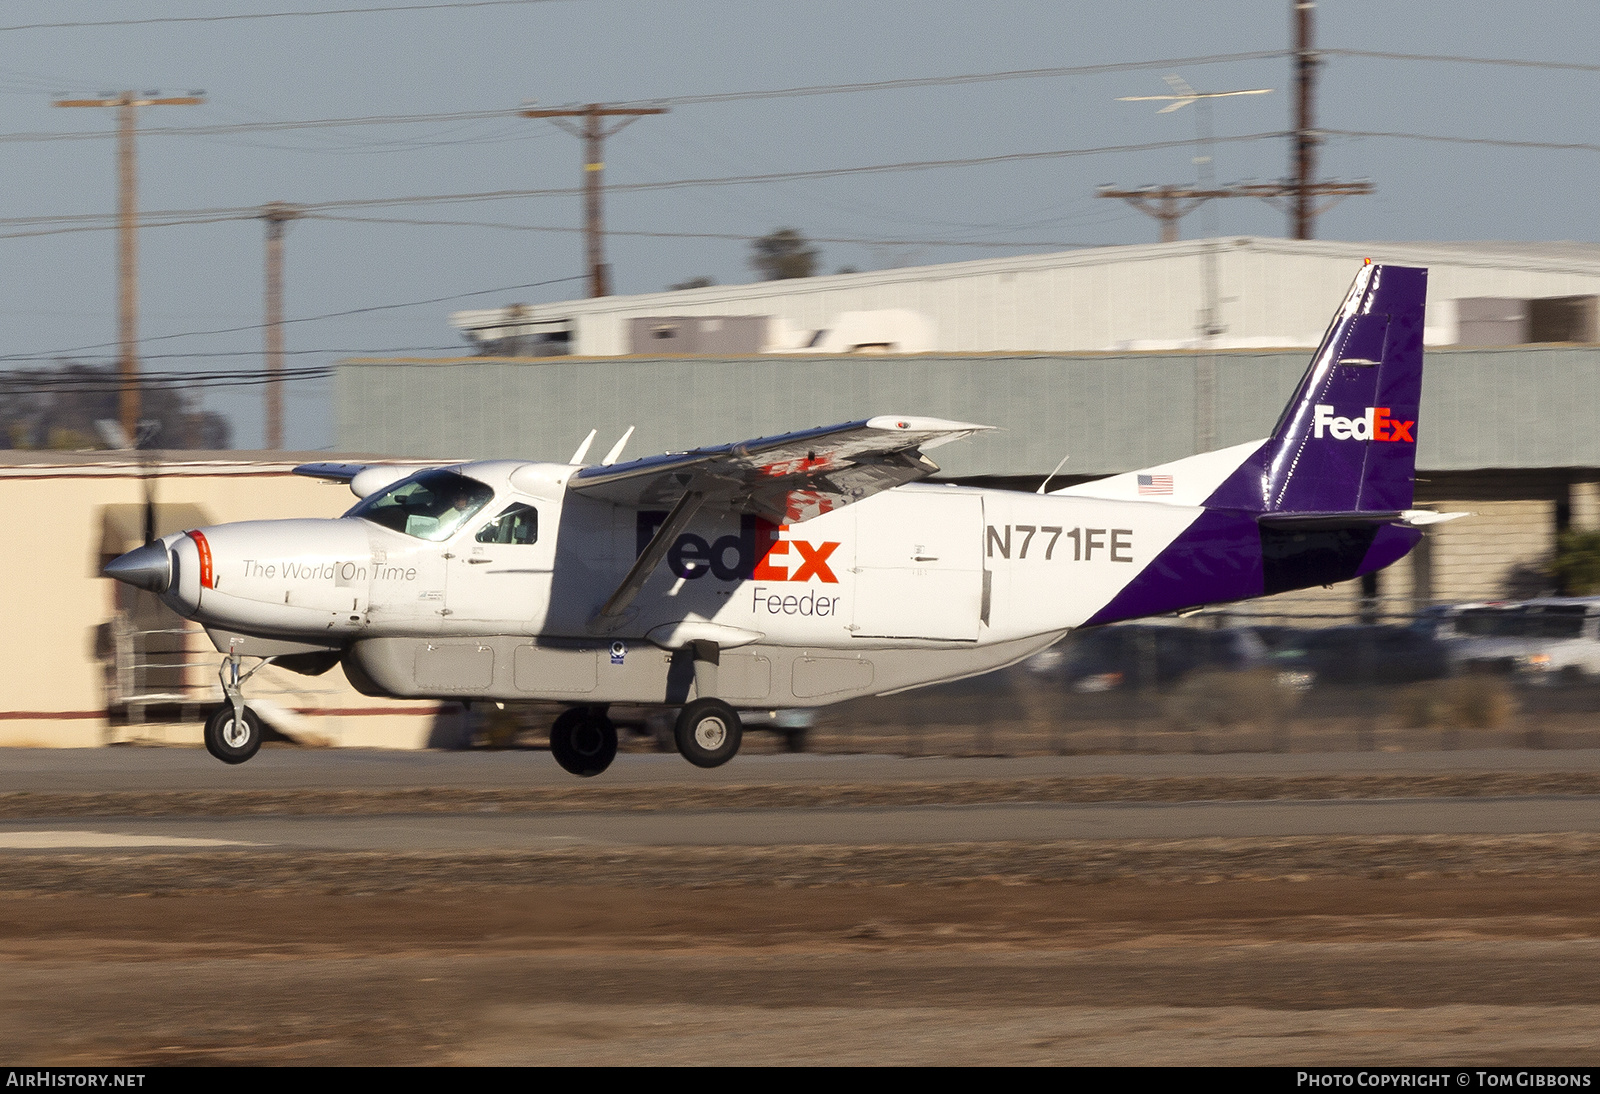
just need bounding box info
[568,415,993,525]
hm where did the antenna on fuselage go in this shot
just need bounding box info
[1036,453,1070,495]
[602,425,635,466]
[569,428,598,464]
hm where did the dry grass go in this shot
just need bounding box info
[1162,670,1302,731]
[1394,677,1518,730]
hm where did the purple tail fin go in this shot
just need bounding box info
[1206,263,1427,514]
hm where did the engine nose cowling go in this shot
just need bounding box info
[103,541,172,593]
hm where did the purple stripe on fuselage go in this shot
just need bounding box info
[1083,508,1263,627]
[1083,513,1421,629]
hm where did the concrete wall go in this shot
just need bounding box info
[0,456,443,749]
[337,347,1600,479]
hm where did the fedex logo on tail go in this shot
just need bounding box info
[1312,405,1415,443]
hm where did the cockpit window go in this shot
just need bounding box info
[347,469,494,541]
[476,502,538,545]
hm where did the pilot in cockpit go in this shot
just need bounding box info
[435,485,481,538]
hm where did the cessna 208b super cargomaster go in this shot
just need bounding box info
[106,262,1451,776]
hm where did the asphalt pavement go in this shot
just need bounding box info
[2,795,1599,851]
[5,746,1600,793]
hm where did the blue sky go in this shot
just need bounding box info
[2,1,1597,448]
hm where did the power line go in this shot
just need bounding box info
[1325,48,1600,74]
[0,108,518,144]
[0,132,1290,234]
[309,212,1101,249]
[4,123,1591,248]
[0,1,568,33]
[0,51,1291,146]
[0,47,1592,150]
[1326,128,1600,154]
[622,50,1292,107]
[0,274,586,363]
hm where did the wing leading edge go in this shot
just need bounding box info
[568,415,992,525]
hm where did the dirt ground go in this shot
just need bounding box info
[4,877,1600,1065]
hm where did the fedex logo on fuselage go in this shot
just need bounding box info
[1312,405,1415,443]
[637,513,840,584]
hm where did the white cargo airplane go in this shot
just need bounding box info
[106,263,1449,776]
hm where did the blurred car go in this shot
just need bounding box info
[1414,598,1600,682]
[622,705,816,752]
[1258,624,1450,687]
[1029,623,1271,692]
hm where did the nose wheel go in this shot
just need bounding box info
[549,706,617,777]
[204,703,263,764]
[204,649,275,765]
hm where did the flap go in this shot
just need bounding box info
[568,415,992,524]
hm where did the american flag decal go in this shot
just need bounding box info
[1137,474,1173,495]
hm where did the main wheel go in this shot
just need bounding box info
[204,703,263,765]
[674,698,743,768]
[549,707,617,777]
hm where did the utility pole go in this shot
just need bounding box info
[1096,184,1243,244]
[260,202,301,451]
[1293,0,1319,239]
[520,103,668,297]
[53,91,204,443]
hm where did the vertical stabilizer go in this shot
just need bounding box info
[1206,263,1427,514]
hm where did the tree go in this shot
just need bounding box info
[668,276,716,291]
[1552,530,1600,595]
[0,362,232,450]
[749,228,818,281]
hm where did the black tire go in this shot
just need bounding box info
[549,706,617,777]
[674,698,743,768]
[204,703,263,765]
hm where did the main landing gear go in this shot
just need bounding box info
[548,706,618,777]
[204,650,275,765]
[674,698,743,769]
[547,699,745,777]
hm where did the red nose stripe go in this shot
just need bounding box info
[186,530,214,589]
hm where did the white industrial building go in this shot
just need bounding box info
[450,236,1600,358]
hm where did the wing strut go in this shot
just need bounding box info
[593,488,704,624]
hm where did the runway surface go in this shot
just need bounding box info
[5,748,1600,1063]
[2,795,1600,851]
[4,746,1600,792]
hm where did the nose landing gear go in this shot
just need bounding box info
[203,650,275,765]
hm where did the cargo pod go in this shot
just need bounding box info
[850,490,983,640]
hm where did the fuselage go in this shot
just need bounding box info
[143,456,1412,709]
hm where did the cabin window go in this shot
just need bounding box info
[476,502,538,545]
[347,469,494,541]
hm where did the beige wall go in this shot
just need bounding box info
[1425,499,1559,604]
[0,458,440,748]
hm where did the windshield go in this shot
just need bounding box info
[1455,605,1588,639]
[347,469,494,541]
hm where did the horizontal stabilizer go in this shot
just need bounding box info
[1257,509,1469,530]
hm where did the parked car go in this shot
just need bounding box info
[1029,623,1271,692]
[1414,598,1600,682]
[1258,624,1450,687]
